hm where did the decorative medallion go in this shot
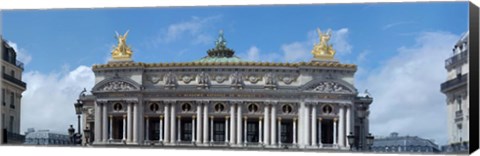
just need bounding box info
[214,75,228,83]
[182,75,196,84]
[147,74,163,84]
[278,74,298,85]
[246,75,261,84]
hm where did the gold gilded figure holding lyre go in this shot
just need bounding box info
[111,30,133,60]
[311,28,336,60]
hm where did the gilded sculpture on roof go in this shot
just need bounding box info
[312,28,336,60]
[111,30,133,60]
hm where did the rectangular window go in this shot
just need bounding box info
[2,89,5,106]
[10,70,14,78]
[10,92,14,109]
[9,116,13,132]
[1,66,4,74]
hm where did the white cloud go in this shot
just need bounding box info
[357,31,461,145]
[155,15,222,45]
[382,21,415,30]
[331,28,352,55]
[21,65,95,134]
[238,46,281,62]
[6,41,32,65]
[281,42,310,62]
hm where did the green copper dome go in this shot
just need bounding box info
[195,30,244,63]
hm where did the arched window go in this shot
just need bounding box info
[214,103,225,112]
[182,103,192,112]
[150,103,159,112]
[113,103,123,111]
[247,103,259,113]
[282,104,293,114]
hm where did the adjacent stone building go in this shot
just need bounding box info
[1,39,27,144]
[440,31,469,153]
[77,29,373,150]
[372,132,440,153]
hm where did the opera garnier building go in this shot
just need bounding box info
[77,28,374,150]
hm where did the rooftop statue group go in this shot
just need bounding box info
[312,28,336,60]
[111,31,133,60]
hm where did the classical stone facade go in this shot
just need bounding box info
[440,32,469,153]
[78,30,373,150]
[1,39,27,144]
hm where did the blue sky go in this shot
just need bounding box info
[1,2,468,145]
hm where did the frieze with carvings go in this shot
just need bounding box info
[98,80,137,91]
[307,81,351,93]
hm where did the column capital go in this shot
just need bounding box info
[293,118,297,121]
[160,115,164,119]
[192,115,196,119]
[333,118,338,122]
[244,116,248,119]
[177,116,182,119]
[109,115,113,118]
[318,117,323,121]
[144,115,149,118]
[123,115,127,118]
[225,116,230,119]
[278,117,282,121]
[210,116,214,119]
[259,117,263,120]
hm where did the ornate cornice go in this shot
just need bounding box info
[92,61,357,71]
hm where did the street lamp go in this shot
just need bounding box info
[83,127,91,146]
[366,133,375,151]
[68,125,75,144]
[74,100,84,133]
[347,132,355,151]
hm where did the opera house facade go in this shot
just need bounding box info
[77,29,373,150]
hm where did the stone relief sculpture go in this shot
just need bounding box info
[309,81,350,93]
[214,74,228,83]
[278,74,298,85]
[99,81,136,91]
[230,72,243,89]
[246,75,261,84]
[164,72,177,88]
[181,74,196,84]
[197,72,209,89]
[264,72,277,89]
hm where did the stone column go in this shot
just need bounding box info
[293,118,297,145]
[298,101,304,146]
[304,104,310,146]
[270,105,276,145]
[133,103,138,143]
[145,116,150,141]
[237,104,242,145]
[311,104,317,147]
[230,104,236,145]
[243,117,247,144]
[192,116,196,143]
[210,116,214,143]
[102,103,108,143]
[177,116,181,142]
[127,103,132,143]
[333,118,337,146]
[122,115,127,141]
[346,105,351,148]
[109,115,113,141]
[197,104,202,144]
[138,101,145,143]
[94,102,102,143]
[339,105,345,147]
[319,118,322,146]
[263,104,270,145]
[203,104,208,144]
[277,118,281,145]
[170,104,176,143]
[259,118,263,144]
[225,116,229,143]
[160,116,163,142]
[164,104,170,143]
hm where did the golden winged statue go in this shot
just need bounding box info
[311,28,336,60]
[111,30,133,60]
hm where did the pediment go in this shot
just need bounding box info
[306,81,353,94]
[97,80,137,91]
